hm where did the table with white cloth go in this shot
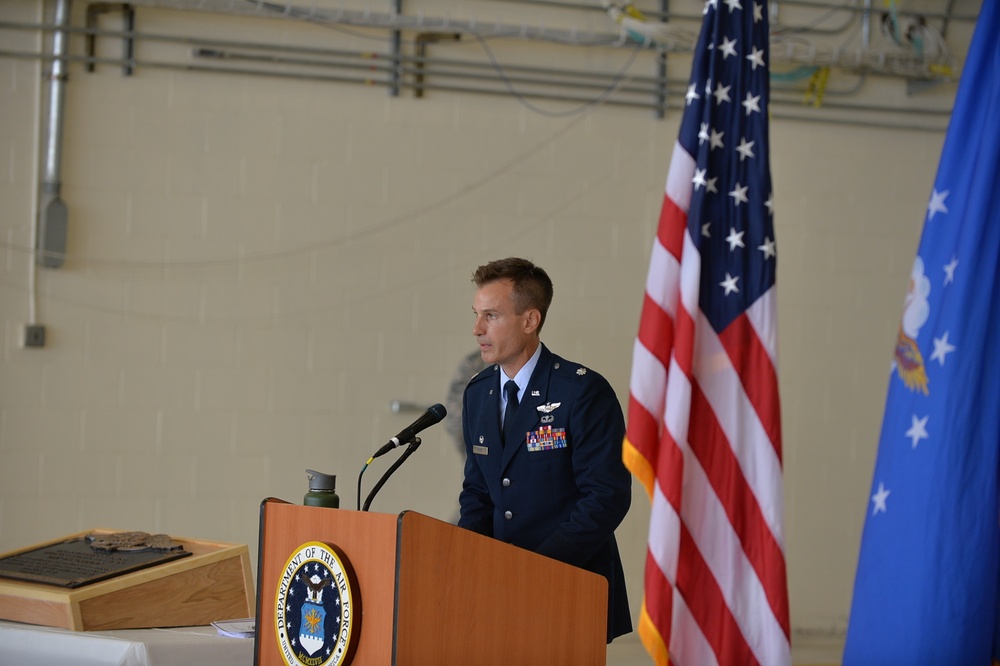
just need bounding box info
[0,619,253,666]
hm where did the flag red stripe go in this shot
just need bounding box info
[638,292,676,369]
[644,547,674,648]
[626,394,660,457]
[658,194,687,260]
[672,301,697,381]
[655,427,685,511]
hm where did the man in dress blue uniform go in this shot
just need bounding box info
[457,257,632,643]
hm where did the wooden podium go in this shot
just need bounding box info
[254,498,609,666]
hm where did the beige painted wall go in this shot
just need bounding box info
[0,0,958,635]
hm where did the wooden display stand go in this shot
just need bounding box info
[0,529,254,631]
[254,498,609,666]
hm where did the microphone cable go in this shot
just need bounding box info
[357,439,422,511]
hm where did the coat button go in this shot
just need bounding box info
[502,478,511,487]
[504,511,513,520]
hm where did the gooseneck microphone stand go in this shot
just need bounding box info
[357,437,422,511]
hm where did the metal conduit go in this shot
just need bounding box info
[0,44,952,132]
[0,19,673,89]
[190,47,667,97]
[0,11,955,131]
[0,47,673,111]
[0,15,959,82]
[2,34,955,107]
[37,0,71,269]
[492,0,979,23]
[0,7,955,79]
[123,0,980,26]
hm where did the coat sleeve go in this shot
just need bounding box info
[457,385,493,536]
[532,373,631,567]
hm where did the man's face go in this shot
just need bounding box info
[472,279,537,373]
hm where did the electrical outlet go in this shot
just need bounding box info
[23,324,46,348]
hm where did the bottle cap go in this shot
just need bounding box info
[306,469,337,491]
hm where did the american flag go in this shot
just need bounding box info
[843,2,1000,662]
[623,0,790,664]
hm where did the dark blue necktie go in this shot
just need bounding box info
[502,380,519,446]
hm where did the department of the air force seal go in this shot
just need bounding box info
[274,541,360,666]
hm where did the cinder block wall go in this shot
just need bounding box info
[0,0,952,633]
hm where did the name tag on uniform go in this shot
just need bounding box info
[473,445,489,455]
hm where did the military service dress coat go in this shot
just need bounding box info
[457,344,632,642]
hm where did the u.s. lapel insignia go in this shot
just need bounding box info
[536,402,561,414]
[531,390,540,397]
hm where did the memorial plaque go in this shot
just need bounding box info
[0,532,192,588]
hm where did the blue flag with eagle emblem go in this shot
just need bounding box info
[843,2,1000,663]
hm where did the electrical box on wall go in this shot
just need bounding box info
[23,325,46,348]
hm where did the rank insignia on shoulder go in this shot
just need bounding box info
[576,367,587,375]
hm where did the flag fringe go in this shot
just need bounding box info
[637,599,671,666]
[623,435,655,499]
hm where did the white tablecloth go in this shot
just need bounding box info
[0,620,253,666]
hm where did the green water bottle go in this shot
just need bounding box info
[304,469,340,508]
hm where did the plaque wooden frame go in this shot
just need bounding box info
[0,529,255,631]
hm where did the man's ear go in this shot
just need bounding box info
[523,308,541,335]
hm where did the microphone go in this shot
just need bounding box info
[371,403,447,459]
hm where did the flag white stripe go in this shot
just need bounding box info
[678,231,703,334]
[648,479,681,584]
[630,339,667,423]
[663,356,694,453]
[746,288,778,365]
[665,141,695,213]
[645,240,680,319]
